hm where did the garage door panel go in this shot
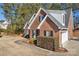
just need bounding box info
[62,31,68,44]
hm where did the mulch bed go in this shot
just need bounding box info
[54,47,68,52]
[14,39,68,52]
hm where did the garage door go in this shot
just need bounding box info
[62,30,68,44]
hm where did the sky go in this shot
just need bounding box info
[0,8,5,20]
[73,10,79,23]
[0,3,79,22]
[0,3,5,20]
[73,10,79,17]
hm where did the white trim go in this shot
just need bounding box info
[29,13,36,24]
[62,14,65,26]
[37,15,48,29]
[59,27,68,29]
[23,22,28,29]
[23,14,35,29]
[28,8,42,29]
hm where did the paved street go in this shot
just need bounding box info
[0,35,79,56]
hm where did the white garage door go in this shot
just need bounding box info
[62,30,68,44]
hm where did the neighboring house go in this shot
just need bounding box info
[0,20,10,29]
[23,8,79,47]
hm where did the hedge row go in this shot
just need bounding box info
[37,36,59,51]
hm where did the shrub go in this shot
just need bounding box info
[36,36,59,51]
[27,38,37,44]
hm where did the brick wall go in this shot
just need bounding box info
[39,17,59,40]
[38,17,60,48]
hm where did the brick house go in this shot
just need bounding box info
[23,8,79,47]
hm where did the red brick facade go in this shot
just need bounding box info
[25,8,79,45]
[29,14,60,46]
[39,17,59,39]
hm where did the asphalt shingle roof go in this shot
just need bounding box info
[24,8,73,30]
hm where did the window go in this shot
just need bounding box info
[32,30,40,38]
[44,31,46,36]
[44,31,53,37]
[39,15,45,22]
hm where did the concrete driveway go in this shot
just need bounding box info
[0,35,79,56]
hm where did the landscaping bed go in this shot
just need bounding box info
[36,36,59,51]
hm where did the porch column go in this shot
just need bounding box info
[29,29,32,39]
[59,30,63,48]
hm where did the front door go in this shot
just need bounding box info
[32,30,39,38]
[32,30,36,38]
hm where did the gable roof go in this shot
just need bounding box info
[46,9,69,26]
[48,13,66,28]
[47,10,66,14]
[23,13,35,29]
[37,14,66,29]
[46,8,73,29]
[40,8,65,28]
[28,8,43,29]
[24,8,73,30]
